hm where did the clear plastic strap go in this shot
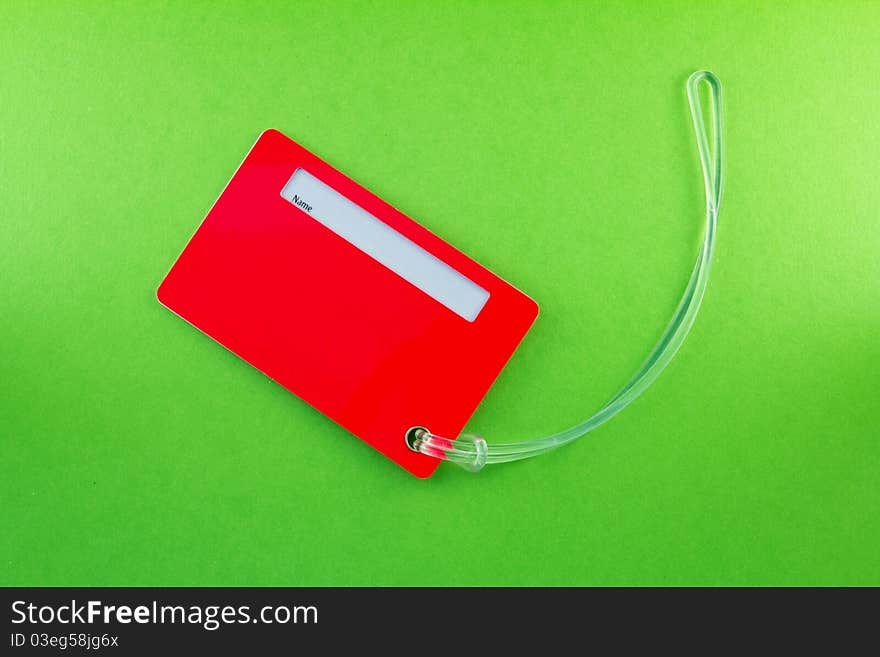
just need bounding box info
[411,70,724,472]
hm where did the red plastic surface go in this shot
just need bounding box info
[157,130,538,477]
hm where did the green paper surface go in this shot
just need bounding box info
[2,1,878,586]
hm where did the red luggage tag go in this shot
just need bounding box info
[158,130,538,477]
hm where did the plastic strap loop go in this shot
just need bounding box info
[411,70,724,472]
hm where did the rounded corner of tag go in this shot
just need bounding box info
[259,127,282,140]
[155,279,176,311]
[525,295,540,322]
[411,461,440,479]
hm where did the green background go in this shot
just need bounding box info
[2,1,878,586]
